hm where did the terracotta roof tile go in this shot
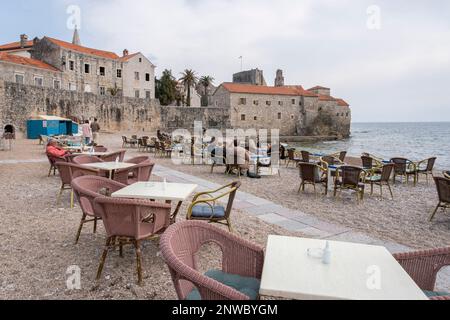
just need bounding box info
[46,37,120,60]
[221,83,318,97]
[0,52,59,72]
[0,40,34,51]
[308,85,330,91]
[119,52,141,61]
[336,98,350,107]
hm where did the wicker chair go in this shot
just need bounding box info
[160,221,265,300]
[361,155,382,171]
[71,176,126,245]
[429,176,450,222]
[126,156,150,165]
[416,157,437,184]
[100,150,126,162]
[286,149,301,168]
[365,164,394,200]
[47,153,67,177]
[94,146,108,153]
[54,162,75,208]
[393,247,450,299]
[391,158,417,185]
[72,155,104,165]
[114,160,155,185]
[444,171,450,180]
[94,197,172,285]
[300,151,310,163]
[298,162,328,195]
[211,147,227,174]
[334,166,366,201]
[187,182,241,232]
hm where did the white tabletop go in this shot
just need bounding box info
[73,152,111,156]
[83,162,136,172]
[260,236,428,300]
[111,182,198,202]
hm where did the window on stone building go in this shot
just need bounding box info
[346,112,349,117]
[15,74,24,84]
[292,99,296,105]
[239,98,247,105]
[69,60,74,71]
[139,58,142,63]
[278,113,282,120]
[299,100,302,106]
[253,100,259,106]
[34,76,43,87]
[241,114,246,121]
[85,64,90,74]
[337,113,340,117]
[254,116,258,121]
[53,80,60,89]
[135,72,140,80]
[145,73,150,82]
[99,86,106,96]
[69,83,77,91]
[266,101,271,106]
[135,90,140,98]
[145,90,151,99]
[291,115,294,120]
[99,67,105,76]
[117,69,122,78]
[278,101,283,106]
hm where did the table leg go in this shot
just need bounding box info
[169,201,183,224]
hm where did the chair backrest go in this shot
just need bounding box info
[223,181,241,219]
[94,146,108,152]
[287,149,296,161]
[94,197,171,239]
[71,176,127,217]
[101,150,126,162]
[380,164,394,182]
[339,151,347,162]
[434,176,450,204]
[122,136,127,143]
[55,162,73,185]
[298,163,320,183]
[47,153,67,165]
[391,158,408,174]
[301,151,310,163]
[444,171,450,180]
[322,156,336,165]
[159,221,264,300]
[126,156,150,165]
[70,163,101,179]
[425,157,437,172]
[72,155,103,165]
[132,135,138,140]
[339,166,363,187]
[361,156,374,169]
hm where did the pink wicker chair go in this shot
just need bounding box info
[100,150,126,162]
[72,155,104,165]
[114,160,155,185]
[54,162,101,208]
[47,154,67,177]
[94,146,108,153]
[71,176,126,245]
[394,247,450,300]
[94,197,172,285]
[160,221,265,300]
[126,156,150,165]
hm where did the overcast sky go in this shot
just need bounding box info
[1,0,449,122]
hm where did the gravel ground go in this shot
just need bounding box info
[0,138,302,300]
[1,134,449,300]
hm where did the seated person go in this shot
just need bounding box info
[46,140,70,159]
[231,139,250,173]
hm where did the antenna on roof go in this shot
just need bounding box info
[238,56,243,71]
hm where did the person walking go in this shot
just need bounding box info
[81,120,93,145]
[91,118,101,144]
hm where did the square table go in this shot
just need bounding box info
[83,161,136,179]
[259,236,428,300]
[111,182,198,223]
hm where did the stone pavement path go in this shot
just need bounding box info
[153,165,411,254]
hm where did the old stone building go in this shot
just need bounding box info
[0,30,155,99]
[211,71,351,138]
[233,68,267,86]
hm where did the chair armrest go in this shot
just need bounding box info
[393,247,450,291]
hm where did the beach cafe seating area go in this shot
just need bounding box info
[40,132,450,300]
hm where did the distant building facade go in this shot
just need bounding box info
[233,68,267,86]
[0,30,155,99]
[211,69,351,138]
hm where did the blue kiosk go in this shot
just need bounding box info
[27,115,79,139]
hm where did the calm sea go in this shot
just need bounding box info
[292,122,450,170]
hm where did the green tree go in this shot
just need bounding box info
[179,69,198,107]
[199,75,215,107]
[156,69,177,106]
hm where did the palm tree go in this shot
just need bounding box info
[199,76,215,106]
[179,69,198,107]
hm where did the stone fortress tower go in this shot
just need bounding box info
[274,69,285,87]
